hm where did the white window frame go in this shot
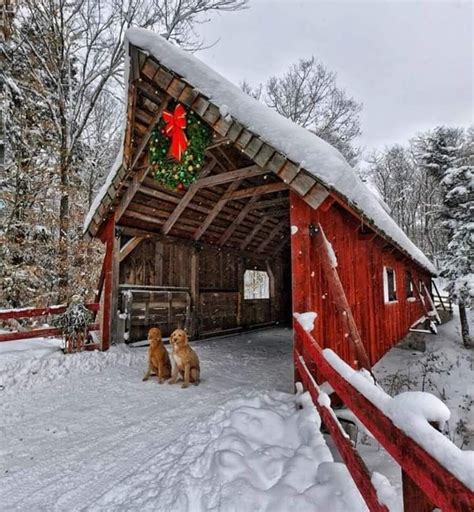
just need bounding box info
[383,266,397,303]
[243,269,270,300]
[406,271,414,300]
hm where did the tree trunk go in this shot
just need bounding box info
[58,92,69,303]
[458,302,472,348]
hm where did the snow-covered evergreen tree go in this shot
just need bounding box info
[439,130,474,347]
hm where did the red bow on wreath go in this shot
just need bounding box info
[162,104,188,162]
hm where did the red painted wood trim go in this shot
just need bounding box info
[101,214,115,351]
[294,350,388,512]
[311,223,372,371]
[0,303,100,321]
[0,324,100,343]
[294,321,474,512]
[289,191,312,382]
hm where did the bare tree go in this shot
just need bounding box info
[243,57,362,164]
[3,0,247,305]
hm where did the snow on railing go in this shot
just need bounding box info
[293,317,474,512]
[0,303,100,343]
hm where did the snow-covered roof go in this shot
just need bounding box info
[84,27,436,274]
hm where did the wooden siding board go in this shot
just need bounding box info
[291,171,315,196]
[154,68,174,90]
[227,122,244,142]
[278,161,299,183]
[290,193,430,368]
[253,143,274,168]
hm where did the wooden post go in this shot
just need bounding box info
[100,214,115,351]
[265,260,276,323]
[289,192,312,385]
[189,248,199,338]
[311,223,372,372]
[111,230,121,343]
[99,216,120,349]
[431,279,447,312]
[402,470,434,512]
[422,283,441,324]
[410,275,436,333]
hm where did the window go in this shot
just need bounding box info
[405,271,414,298]
[244,270,270,299]
[383,267,397,303]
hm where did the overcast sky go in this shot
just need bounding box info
[197,0,473,156]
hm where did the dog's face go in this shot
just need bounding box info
[170,329,188,350]
[148,327,162,347]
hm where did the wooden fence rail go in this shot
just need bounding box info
[0,303,100,343]
[294,320,474,512]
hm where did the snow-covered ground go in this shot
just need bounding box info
[0,328,366,511]
[354,309,474,496]
[1,314,471,511]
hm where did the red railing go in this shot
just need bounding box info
[294,320,474,512]
[0,303,100,343]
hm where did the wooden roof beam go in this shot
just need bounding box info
[161,159,217,235]
[240,217,270,250]
[250,197,289,210]
[197,165,266,188]
[224,181,288,201]
[193,179,243,241]
[218,196,259,246]
[116,94,171,221]
[119,236,144,262]
[258,222,287,253]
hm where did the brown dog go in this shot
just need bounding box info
[168,329,200,388]
[143,327,172,384]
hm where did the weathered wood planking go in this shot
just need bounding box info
[118,236,289,342]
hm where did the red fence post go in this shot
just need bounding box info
[100,214,115,351]
[289,192,312,385]
[402,470,434,512]
[293,320,474,512]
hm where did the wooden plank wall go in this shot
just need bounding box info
[119,236,290,341]
[290,192,431,366]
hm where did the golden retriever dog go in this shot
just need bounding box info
[142,327,172,384]
[168,329,200,388]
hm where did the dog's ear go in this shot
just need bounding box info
[183,330,189,345]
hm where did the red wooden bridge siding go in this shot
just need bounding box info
[290,192,431,366]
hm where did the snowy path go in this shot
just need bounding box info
[0,328,367,511]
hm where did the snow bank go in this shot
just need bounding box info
[90,391,368,511]
[323,349,474,490]
[371,472,401,512]
[0,342,142,394]
[294,311,318,332]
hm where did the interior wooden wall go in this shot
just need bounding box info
[119,236,291,341]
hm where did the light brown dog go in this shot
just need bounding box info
[168,329,200,389]
[143,327,172,384]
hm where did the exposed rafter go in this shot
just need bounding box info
[193,179,243,241]
[197,165,266,188]
[258,222,287,253]
[116,94,171,221]
[240,217,270,250]
[119,237,144,262]
[250,197,288,210]
[218,196,258,246]
[224,182,288,201]
[161,159,217,235]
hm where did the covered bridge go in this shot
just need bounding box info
[84,27,437,369]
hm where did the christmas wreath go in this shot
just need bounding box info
[149,103,212,190]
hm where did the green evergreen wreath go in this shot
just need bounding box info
[149,108,212,190]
